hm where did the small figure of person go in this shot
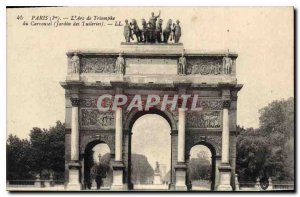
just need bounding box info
[178,51,187,75]
[148,11,161,42]
[123,19,133,42]
[115,53,125,74]
[222,53,232,74]
[187,180,192,191]
[174,20,182,43]
[71,53,80,73]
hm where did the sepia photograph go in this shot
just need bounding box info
[5,6,294,192]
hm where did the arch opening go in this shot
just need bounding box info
[129,114,172,190]
[83,141,113,190]
[187,143,216,191]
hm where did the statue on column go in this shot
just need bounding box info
[115,53,125,74]
[174,20,182,43]
[123,19,133,43]
[71,53,80,73]
[178,50,187,75]
[155,161,160,173]
[163,19,172,43]
[222,53,232,74]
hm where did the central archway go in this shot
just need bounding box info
[126,108,175,190]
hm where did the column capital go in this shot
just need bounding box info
[222,100,231,108]
[70,97,80,106]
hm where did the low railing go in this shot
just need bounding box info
[273,182,294,191]
[7,179,65,188]
[237,178,294,191]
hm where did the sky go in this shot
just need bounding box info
[7,7,294,140]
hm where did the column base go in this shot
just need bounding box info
[66,161,82,191]
[66,183,82,191]
[111,161,126,191]
[217,163,232,191]
[175,162,187,191]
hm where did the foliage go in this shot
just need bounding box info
[237,98,294,182]
[188,156,211,180]
[90,153,112,179]
[131,154,154,184]
[6,135,35,180]
[7,121,65,180]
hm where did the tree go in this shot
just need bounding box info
[6,135,35,180]
[7,121,65,180]
[236,128,269,182]
[131,154,154,184]
[188,157,211,180]
[237,97,294,182]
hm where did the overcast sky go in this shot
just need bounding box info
[7,7,293,141]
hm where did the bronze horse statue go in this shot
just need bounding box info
[141,19,148,42]
[163,19,172,43]
[130,19,143,42]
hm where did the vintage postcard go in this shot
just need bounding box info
[6,7,294,192]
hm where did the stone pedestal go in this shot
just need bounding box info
[34,175,41,188]
[91,179,97,190]
[267,177,273,191]
[111,161,125,190]
[153,172,162,185]
[217,163,232,191]
[67,74,80,81]
[67,161,82,190]
[234,174,240,191]
[175,162,187,191]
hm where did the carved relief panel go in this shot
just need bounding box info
[80,97,115,130]
[186,98,222,129]
[80,57,116,73]
[186,56,233,75]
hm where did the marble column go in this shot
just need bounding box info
[67,97,81,190]
[71,98,80,160]
[217,99,232,191]
[111,106,125,190]
[221,102,230,163]
[178,108,185,162]
[115,107,123,162]
[175,108,187,190]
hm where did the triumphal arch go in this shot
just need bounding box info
[61,24,242,191]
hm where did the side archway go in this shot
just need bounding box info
[186,141,216,191]
[83,140,113,190]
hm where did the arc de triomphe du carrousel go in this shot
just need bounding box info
[60,14,243,191]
